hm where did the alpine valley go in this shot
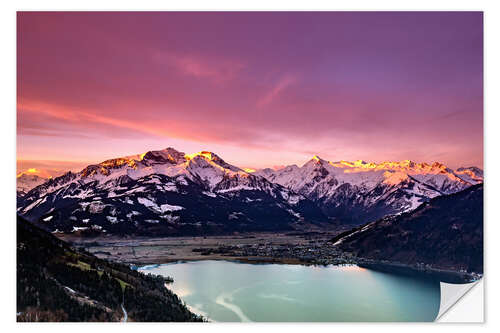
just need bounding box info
[17,147,483,237]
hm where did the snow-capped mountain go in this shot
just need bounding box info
[17,148,326,236]
[17,147,483,235]
[17,173,48,197]
[455,166,484,184]
[254,156,483,225]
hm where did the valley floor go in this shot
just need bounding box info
[56,231,480,283]
[58,231,346,265]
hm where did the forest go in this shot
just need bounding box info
[17,215,203,322]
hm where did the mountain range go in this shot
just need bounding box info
[255,157,482,224]
[17,147,483,236]
[17,148,325,236]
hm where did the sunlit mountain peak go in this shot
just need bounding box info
[185,151,221,161]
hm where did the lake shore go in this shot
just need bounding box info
[357,261,481,284]
[60,232,480,284]
[136,256,478,284]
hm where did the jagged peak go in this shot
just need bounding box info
[87,147,186,174]
[430,161,446,168]
[17,168,50,179]
[254,167,276,174]
[185,151,222,161]
[17,169,46,179]
[457,166,483,173]
[304,155,327,167]
[73,147,248,181]
[455,166,484,180]
[324,158,454,173]
[185,150,242,172]
[16,170,49,193]
[141,147,186,164]
[99,157,138,169]
[283,164,299,171]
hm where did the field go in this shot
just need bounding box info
[58,231,343,265]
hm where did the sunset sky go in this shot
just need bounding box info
[17,12,483,177]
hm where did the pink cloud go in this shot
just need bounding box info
[152,51,245,83]
[16,12,483,170]
[257,75,297,107]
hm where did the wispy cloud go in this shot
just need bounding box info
[17,99,266,149]
[18,100,169,138]
[152,51,245,83]
[257,75,297,107]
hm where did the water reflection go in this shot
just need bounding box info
[140,260,440,322]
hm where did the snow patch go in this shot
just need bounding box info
[138,197,156,208]
[22,197,46,213]
[72,227,88,232]
[106,216,118,224]
[160,203,184,212]
[228,212,244,220]
[88,201,107,214]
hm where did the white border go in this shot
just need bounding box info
[2,0,498,331]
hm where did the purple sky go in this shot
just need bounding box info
[17,12,483,176]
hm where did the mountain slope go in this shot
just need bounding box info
[332,184,483,273]
[255,157,482,225]
[17,148,327,236]
[17,173,48,197]
[17,215,202,322]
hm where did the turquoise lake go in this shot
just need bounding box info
[139,260,440,322]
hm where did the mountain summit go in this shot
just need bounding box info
[17,172,48,197]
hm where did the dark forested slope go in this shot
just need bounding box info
[333,184,483,273]
[17,216,202,322]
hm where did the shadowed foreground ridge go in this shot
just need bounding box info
[16,215,203,322]
[334,184,483,273]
